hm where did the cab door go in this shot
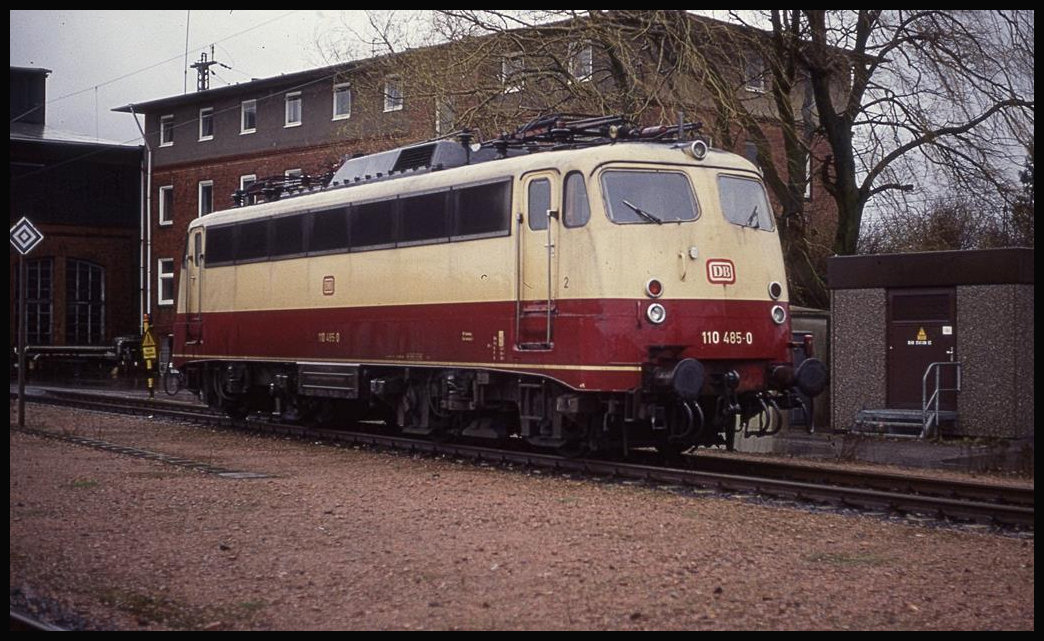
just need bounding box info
[184,228,204,344]
[516,171,560,349]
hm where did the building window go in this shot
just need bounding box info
[284,168,301,188]
[285,92,302,127]
[66,259,105,345]
[333,83,351,120]
[239,174,257,206]
[160,114,174,146]
[743,141,760,167]
[199,107,214,140]
[158,258,175,306]
[18,257,53,345]
[198,180,214,217]
[804,153,813,200]
[744,53,769,93]
[159,185,174,226]
[241,99,257,134]
[435,97,455,136]
[383,77,403,112]
[502,53,524,93]
[569,44,593,82]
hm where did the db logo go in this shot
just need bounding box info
[706,259,736,284]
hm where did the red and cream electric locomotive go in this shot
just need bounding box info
[171,115,827,455]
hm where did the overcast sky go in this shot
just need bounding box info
[10,10,363,145]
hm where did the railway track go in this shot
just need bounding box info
[13,388,1034,530]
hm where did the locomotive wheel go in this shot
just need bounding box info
[654,440,691,460]
[222,401,248,421]
[555,414,595,458]
[556,439,589,459]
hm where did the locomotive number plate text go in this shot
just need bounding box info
[701,330,753,345]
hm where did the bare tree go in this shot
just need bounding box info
[318,10,1034,306]
[794,10,1034,254]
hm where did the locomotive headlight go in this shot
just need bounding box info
[645,278,664,298]
[768,281,783,300]
[646,302,667,324]
[770,304,787,325]
[685,139,709,161]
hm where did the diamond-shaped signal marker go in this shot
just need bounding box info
[10,217,44,255]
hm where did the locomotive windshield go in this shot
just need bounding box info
[718,174,775,231]
[600,170,699,224]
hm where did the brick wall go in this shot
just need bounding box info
[9,223,139,346]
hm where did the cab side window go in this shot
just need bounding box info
[563,171,590,228]
[527,178,551,231]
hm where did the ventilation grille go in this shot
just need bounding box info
[392,143,436,172]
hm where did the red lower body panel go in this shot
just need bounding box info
[174,298,791,392]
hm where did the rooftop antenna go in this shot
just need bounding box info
[190,45,230,92]
[183,10,190,94]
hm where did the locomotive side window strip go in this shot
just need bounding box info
[351,199,397,250]
[206,226,237,264]
[271,214,306,258]
[237,220,269,262]
[203,178,512,265]
[453,179,512,240]
[309,207,349,254]
[399,190,450,246]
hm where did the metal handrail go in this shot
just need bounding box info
[921,361,961,439]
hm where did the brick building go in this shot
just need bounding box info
[10,67,143,353]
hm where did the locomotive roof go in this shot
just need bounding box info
[189,134,760,231]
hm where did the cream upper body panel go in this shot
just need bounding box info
[183,143,786,313]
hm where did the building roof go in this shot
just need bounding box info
[10,121,140,149]
[10,65,52,76]
[827,248,1035,289]
[112,62,356,115]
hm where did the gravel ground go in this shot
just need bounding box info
[9,405,1035,630]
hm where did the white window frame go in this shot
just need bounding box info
[502,53,524,93]
[239,174,257,206]
[159,114,174,146]
[569,43,593,82]
[158,185,174,226]
[744,53,769,93]
[241,99,257,134]
[285,92,302,128]
[383,77,404,112]
[804,153,813,200]
[332,83,351,120]
[743,141,759,167]
[434,97,455,137]
[198,107,214,141]
[198,180,214,218]
[157,258,175,306]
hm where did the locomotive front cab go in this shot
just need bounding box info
[558,143,826,449]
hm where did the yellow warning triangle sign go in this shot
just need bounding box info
[142,330,156,348]
[916,327,927,341]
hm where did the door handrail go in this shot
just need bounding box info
[921,360,961,439]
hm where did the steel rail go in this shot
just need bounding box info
[14,389,1033,529]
